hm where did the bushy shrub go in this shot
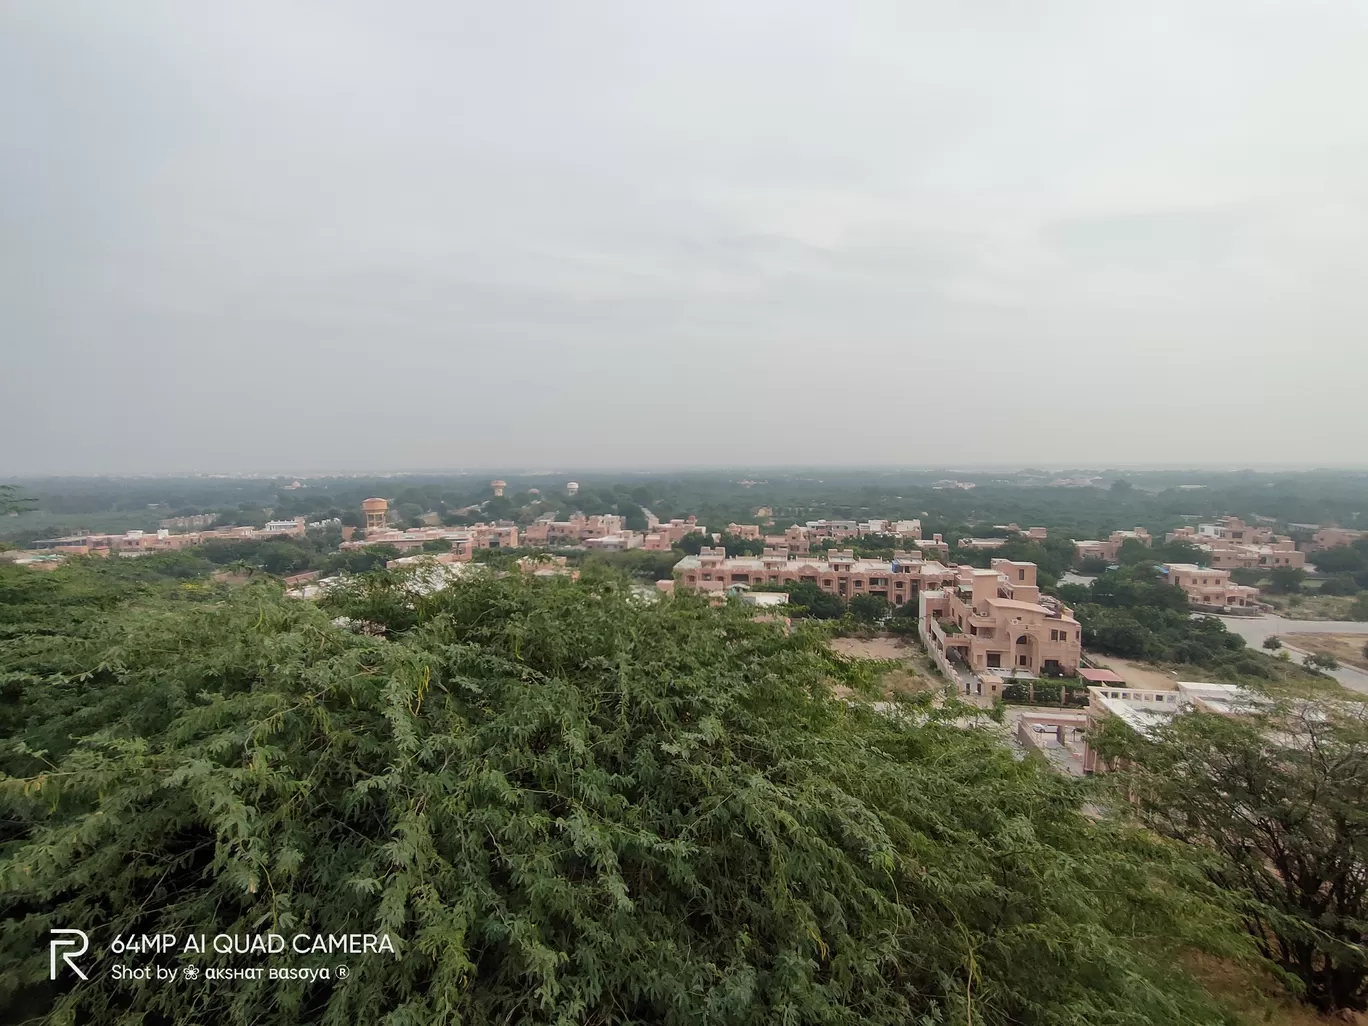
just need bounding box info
[0,565,1244,1025]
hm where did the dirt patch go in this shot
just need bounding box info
[829,634,938,696]
[1082,655,1180,691]
[1186,952,1351,1026]
[829,635,913,661]
[1283,633,1368,672]
[1264,594,1363,621]
[880,667,933,696]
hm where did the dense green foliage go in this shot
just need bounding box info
[847,593,889,623]
[714,532,767,556]
[580,548,683,581]
[191,531,400,577]
[473,546,682,582]
[1115,538,1206,567]
[0,562,1249,1024]
[1320,574,1363,596]
[781,580,848,620]
[1095,699,1368,1012]
[1060,566,1319,681]
[1311,540,1368,577]
[0,484,36,516]
[1268,567,1306,594]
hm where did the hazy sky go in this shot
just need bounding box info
[3,2,1365,474]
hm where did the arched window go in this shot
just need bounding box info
[1016,635,1029,645]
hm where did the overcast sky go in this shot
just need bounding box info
[2,2,1365,474]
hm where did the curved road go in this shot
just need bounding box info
[1213,614,1368,694]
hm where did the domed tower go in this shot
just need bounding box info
[490,480,507,498]
[361,497,389,532]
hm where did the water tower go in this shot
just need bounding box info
[566,481,579,496]
[490,480,507,497]
[361,497,389,531]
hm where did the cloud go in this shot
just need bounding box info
[0,0,1364,472]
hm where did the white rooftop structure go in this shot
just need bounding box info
[1088,681,1264,735]
[1088,687,1184,734]
[1176,681,1272,716]
[736,591,789,607]
[385,558,487,596]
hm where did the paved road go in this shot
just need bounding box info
[1211,613,1368,694]
[1214,613,1368,647]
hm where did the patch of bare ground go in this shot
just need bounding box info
[1083,655,1181,691]
[1186,953,1366,1026]
[1283,633,1368,672]
[880,667,930,696]
[829,635,914,660]
[828,633,938,697]
[1265,594,1362,621]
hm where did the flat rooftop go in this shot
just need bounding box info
[1092,690,1182,734]
[1079,668,1126,684]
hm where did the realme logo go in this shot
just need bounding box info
[50,929,89,980]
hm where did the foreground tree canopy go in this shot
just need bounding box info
[1095,698,1368,1013]
[1,561,1245,1024]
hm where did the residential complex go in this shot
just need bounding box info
[1165,517,1305,570]
[725,523,763,540]
[643,516,709,550]
[1072,527,1152,564]
[263,518,309,537]
[31,529,205,557]
[523,513,627,546]
[802,518,922,540]
[343,521,518,556]
[669,546,1082,690]
[671,546,948,605]
[30,517,310,556]
[761,525,815,554]
[956,537,1008,551]
[377,506,875,555]
[1159,563,1264,611]
[335,498,518,556]
[915,534,951,560]
[25,483,1357,650]
[719,519,923,549]
[1312,527,1365,551]
[920,560,1082,682]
